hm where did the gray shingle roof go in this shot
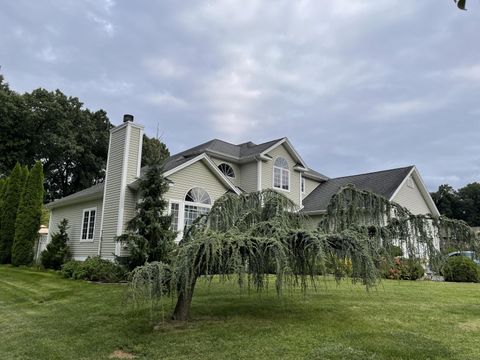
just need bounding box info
[301,166,414,212]
[46,182,104,209]
[47,137,330,208]
[168,138,285,160]
[304,168,329,181]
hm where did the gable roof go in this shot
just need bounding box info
[132,153,241,194]
[301,166,415,213]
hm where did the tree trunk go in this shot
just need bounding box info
[171,276,197,321]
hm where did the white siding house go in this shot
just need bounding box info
[46,115,440,260]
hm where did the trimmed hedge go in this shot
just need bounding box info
[61,256,126,283]
[442,256,479,283]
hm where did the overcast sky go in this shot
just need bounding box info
[1,0,479,190]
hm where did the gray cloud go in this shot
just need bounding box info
[1,0,479,190]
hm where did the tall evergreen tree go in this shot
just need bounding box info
[0,163,23,263]
[117,146,176,270]
[20,165,29,198]
[12,161,44,266]
[41,218,70,270]
[0,177,7,236]
[141,135,170,167]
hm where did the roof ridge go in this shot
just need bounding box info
[329,165,414,181]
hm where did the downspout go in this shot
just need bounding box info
[255,156,262,191]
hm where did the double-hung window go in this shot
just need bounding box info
[81,208,96,242]
[273,157,290,191]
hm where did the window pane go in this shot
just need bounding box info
[88,210,96,239]
[185,187,211,204]
[170,203,179,231]
[281,170,289,190]
[82,211,89,239]
[184,204,209,228]
[274,157,288,169]
[273,168,281,188]
[218,163,235,178]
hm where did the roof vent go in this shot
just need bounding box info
[123,114,134,123]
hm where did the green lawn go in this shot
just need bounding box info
[0,266,479,360]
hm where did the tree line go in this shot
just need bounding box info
[0,73,169,203]
[431,183,480,227]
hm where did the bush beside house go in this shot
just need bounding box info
[61,257,126,282]
[442,256,479,283]
[41,219,71,270]
[382,257,425,281]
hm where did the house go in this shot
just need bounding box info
[46,115,440,260]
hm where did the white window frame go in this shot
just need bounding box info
[273,157,290,192]
[301,177,305,194]
[80,207,97,243]
[168,188,213,243]
[169,200,183,243]
[218,162,236,178]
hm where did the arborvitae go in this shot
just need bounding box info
[0,177,7,215]
[0,163,23,263]
[12,161,44,266]
[41,218,70,270]
[117,147,176,270]
[0,177,7,236]
[20,165,29,197]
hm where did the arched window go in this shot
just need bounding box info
[183,187,211,228]
[185,187,211,204]
[218,163,235,178]
[273,157,290,190]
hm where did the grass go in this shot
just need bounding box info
[1,266,479,360]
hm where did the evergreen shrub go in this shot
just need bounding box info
[442,256,479,283]
[41,219,71,270]
[61,256,126,282]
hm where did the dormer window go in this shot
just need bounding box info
[218,163,235,178]
[273,157,290,191]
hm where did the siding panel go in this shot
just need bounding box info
[302,177,321,204]
[48,198,103,259]
[239,162,257,193]
[166,160,229,202]
[262,144,301,207]
[101,128,126,257]
[391,176,431,215]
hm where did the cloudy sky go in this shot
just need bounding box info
[1,0,479,190]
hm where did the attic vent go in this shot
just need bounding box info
[123,114,134,123]
[407,177,414,188]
